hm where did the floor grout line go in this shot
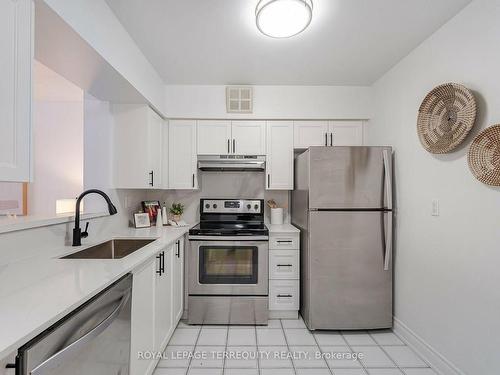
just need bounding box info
[339,331,369,375]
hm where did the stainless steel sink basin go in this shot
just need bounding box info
[61,239,156,259]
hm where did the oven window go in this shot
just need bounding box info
[199,246,258,284]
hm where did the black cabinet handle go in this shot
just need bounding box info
[149,170,154,186]
[277,264,293,267]
[176,240,180,258]
[156,253,162,275]
[277,294,293,298]
[233,139,236,154]
[227,139,230,154]
[325,132,328,146]
[330,132,333,146]
[160,251,165,275]
[277,240,293,243]
[267,174,270,188]
[192,173,195,188]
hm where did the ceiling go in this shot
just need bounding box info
[105,0,471,86]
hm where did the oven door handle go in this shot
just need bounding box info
[30,292,130,375]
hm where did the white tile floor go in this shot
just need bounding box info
[153,316,437,375]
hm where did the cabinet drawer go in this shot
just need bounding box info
[269,234,299,250]
[269,280,299,311]
[269,250,299,280]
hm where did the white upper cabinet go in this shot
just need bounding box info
[266,121,294,190]
[162,120,169,189]
[329,120,364,146]
[113,104,163,188]
[294,120,364,148]
[169,120,198,189]
[197,120,232,155]
[0,0,33,182]
[293,121,329,148]
[231,121,266,155]
[197,120,266,155]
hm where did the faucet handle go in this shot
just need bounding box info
[82,222,89,238]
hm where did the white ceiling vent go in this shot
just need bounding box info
[226,86,253,113]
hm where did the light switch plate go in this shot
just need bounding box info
[431,199,439,216]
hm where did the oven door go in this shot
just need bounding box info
[189,239,268,296]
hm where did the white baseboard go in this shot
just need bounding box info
[393,317,465,375]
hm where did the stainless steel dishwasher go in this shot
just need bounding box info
[15,274,132,375]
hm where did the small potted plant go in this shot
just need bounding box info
[169,202,184,223]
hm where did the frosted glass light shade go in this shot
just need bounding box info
[256,0,313,38]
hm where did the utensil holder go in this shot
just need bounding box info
[270,208,284,225]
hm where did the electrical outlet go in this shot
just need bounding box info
[431,199,439,216]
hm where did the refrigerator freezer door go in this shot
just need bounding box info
[308,147,392,209]
[303,211,392,330]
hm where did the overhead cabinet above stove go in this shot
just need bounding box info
[197,120,266,155]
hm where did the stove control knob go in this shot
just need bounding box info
[254,204,259,210]
[246,204,251,210]
[205,203,210,209]
[213,204,217,209]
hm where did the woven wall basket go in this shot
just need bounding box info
[417,83,477,154]
[468,125,500,186]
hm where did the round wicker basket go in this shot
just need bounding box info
[468,125,500,186]
[417,83,476,154]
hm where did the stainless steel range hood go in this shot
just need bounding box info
[198,155,266,171]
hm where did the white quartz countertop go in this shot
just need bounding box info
[0,225,190,360]
[267,223,300,233]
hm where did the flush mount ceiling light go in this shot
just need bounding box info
[256,0,313,38]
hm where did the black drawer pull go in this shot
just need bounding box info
[277,240,293,243]
[277,264,293,267]
[277,294,293,298]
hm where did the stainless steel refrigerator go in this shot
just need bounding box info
[292,146,393,330]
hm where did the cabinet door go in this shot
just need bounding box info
[162,121,169,188]
[130,258,156,375]
[231,121,266,155]
[155,248,173,351]
[0,0,33,182]
[293,121,328,148]
[148,108,163,187]
[168,120,198,189]
[197,120,231,155]
[266,121,293,190]
[113,104,155,188]
[329,121,364,146]
[172,237,184,324]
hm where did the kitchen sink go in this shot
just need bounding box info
[61,239,156,259]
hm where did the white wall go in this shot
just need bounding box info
[41,0,166,115]
[367,1,500,374]
[165,85,373,119]
[29,62,84,215]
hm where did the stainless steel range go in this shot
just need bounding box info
[188,199,269,325]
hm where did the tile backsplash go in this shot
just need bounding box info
[146,172,290,224]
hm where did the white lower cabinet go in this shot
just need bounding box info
[269,232,300,318]
[155,247,174,350]
[269,280,300,311]
[269,250,299,280]
[130,237,185,375]
[172,237,184,323]
[130,257,156,375]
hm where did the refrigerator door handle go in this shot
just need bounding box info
[383,212,393,271]
[383,149,393,210]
